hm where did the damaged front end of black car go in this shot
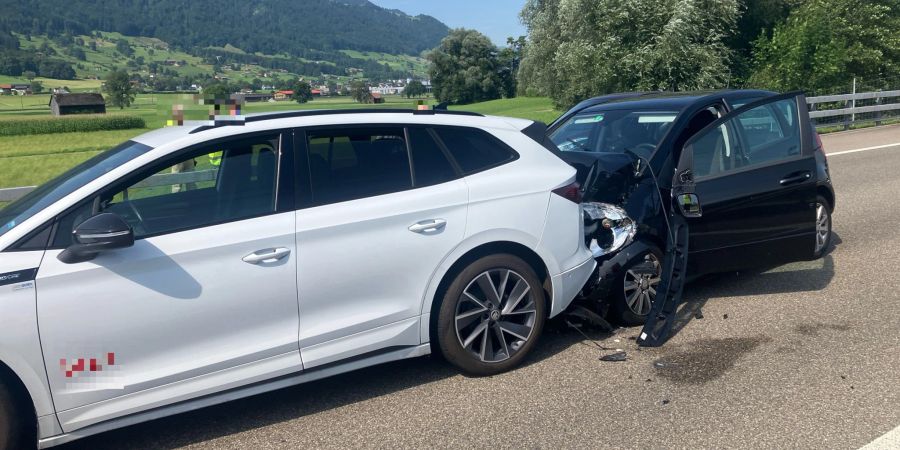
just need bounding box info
[563,150,670,327]
[545,90,835,347]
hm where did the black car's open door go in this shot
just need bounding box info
[639,92,817,346]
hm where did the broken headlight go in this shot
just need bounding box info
[583,203,636,258]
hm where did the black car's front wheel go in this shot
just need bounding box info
[609,246,663,326]
[436,254,546,376]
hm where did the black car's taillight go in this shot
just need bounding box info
[552,181,582,204]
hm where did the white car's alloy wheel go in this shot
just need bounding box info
[454,269,538,363]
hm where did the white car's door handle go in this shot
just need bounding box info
[408,219,447,233]
[242,247,291,264]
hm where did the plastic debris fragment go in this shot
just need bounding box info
[599,351,627,362]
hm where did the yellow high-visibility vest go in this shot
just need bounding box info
[208,151,223,166]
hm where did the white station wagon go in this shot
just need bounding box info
[0,109,595,448]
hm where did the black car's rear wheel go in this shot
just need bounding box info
[813,195,833,258]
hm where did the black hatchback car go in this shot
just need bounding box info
[548,90,835,325]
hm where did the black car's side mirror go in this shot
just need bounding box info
[676,193,702,218]
[58,213,135,264]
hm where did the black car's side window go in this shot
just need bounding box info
[432,127,516,174]
[737,99,800,165]
[53,134,281,245]
[306,127,413,205]
[688,97,801,179]
[688,123,741,178]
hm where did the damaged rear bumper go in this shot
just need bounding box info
[550,255,597,317]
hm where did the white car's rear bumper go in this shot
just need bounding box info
[548,255,596,317]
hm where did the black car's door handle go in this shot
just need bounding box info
[780,171,811,186]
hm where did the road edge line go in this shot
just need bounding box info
[860,423,900,449]
[827,142,900,157]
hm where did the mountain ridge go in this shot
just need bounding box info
[0,0,449,57]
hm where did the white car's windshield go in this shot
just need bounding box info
[550,109,679,156]
[0,140,152,240]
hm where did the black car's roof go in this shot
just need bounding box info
[560,89,777,119]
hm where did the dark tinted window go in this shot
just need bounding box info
[433,127,515,174]
[307,127,412,205]
[409,128,457,187]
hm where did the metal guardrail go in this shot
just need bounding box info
[807,90,900,129]
[0,170,218,204]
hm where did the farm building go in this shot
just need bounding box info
[49,93,107,116]
[274,90,294,101]
[370,92,385,104]
[1,83,32,95]
[231,93,274,103]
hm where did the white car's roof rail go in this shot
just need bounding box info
[189,108,485,134]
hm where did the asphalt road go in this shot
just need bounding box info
[62,124,900,450]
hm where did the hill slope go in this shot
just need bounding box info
[0,0,448,57]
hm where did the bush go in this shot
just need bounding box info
[0,115,145,136]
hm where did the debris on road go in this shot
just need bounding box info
[565,320,614,351]
[695,310,704,319]
[600,351,627,362]
[565,305,614,332]
[724,314,729,319]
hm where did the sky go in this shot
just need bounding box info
[369,0,527,46]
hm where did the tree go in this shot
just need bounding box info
[404,80,426,98]
[725,0,794,82]
[104,69,135,109]
[115,38,133,57]
[350,80,372,103]
[498,36,526,98]
[292,80,313,103]
[70,47,87,61]
[23,70,35,81]
[30,80,43,93]
[749,0,900,93]
[202,83,231,99]
[519,0,739,108]
[427,29,504,104]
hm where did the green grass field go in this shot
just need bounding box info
[0,92,560,192]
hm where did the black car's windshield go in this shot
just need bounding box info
[550,109,679,157]
[0,140,152,240]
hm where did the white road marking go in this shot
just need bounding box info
[860,423,900,449]
[827,142,900,157]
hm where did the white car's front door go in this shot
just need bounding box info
[35,132,302,432]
